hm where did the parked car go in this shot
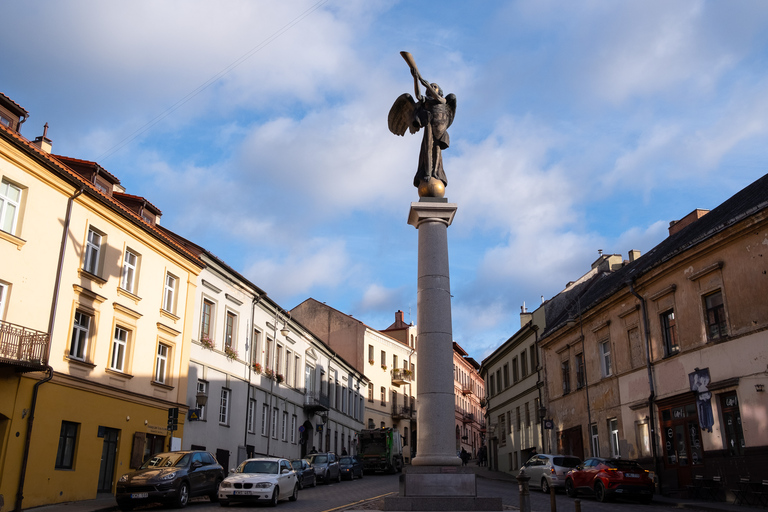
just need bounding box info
[218,457,298,507]
[338,456,364,480]
[520,454,581,493]
[565,457,654,503]
[115,450,225,510]
[290,459,317,489]
[307,452,341,483]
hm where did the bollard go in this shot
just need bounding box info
[574,498,581,512]
[516,471,531,512]
[550,482,557,512]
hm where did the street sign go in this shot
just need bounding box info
[544,419,554,430]
[316,424,323,433]
[188,409,201,421]
[298,425,305,433]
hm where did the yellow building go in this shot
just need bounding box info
[0,93,203,509]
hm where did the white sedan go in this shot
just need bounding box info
[218,457,298,507]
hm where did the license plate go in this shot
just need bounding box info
[130,493,148,499]
[233,490,255,495]
[625,473,639,478]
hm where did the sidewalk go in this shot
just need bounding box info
[24,465,747,512]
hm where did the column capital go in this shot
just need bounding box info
[408,201,458,229]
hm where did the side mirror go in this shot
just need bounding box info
[191,461,203,470]
[281,468,290,474]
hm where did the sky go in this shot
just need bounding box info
[4,0,768,362]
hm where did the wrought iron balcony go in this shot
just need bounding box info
[391,368,413,386]
[0,320,49,372]
[392,405,415,420]
[461,412,474,424]
[461,385,473,396]
[304,390,330,413]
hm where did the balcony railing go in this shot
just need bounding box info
[391,368,413,386]
[462,412,474,424]
[0,320,49,371]
[461,385,473,396]
[304,391,330,412]
[392,405,415,420]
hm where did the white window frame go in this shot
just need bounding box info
[84,228,102,275]
[219,388,231,425]
[590,423,600,457]
[281,411,288,441]
[599,340,612,377]
[110,326,128,372]
[224,310,236,349]
[70,311,90,361]
[0,282,7,319]
[121,250,138,293]
[0,179,22,235]
[291,415,297,443]
[247,398,257,433]
[155,343,169,384]
[609,418,620,458]
[271,408,278,439]
[163,273,177,313]
[201,299,215,341]
[196,380,208,420]
[261,404,269,436]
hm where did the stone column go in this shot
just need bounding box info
[408,199,460,467]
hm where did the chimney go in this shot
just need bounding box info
[395,310,404,324]
[32,123,52,153]
[668,209,709,237]
[628,250,641,262]
[520,303,533,326]
[591,253,624,272]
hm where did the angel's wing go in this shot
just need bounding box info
[388,93,419,136]
[444,93,457,130]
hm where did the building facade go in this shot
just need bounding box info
[1,94,203,509]
[453,342,485,461]
[537,173,768,494]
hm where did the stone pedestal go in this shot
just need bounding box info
[383,466,502,511]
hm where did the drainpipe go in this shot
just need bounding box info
[16,186,85,510]
[533,326,546,453]
[243,293,267,458]
[628,280,661,491]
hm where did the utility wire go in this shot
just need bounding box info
[97,0,330,162]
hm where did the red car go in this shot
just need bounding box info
[564,457,654,503]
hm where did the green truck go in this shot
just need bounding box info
[357,428,404,474]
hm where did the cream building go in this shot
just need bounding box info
[453,342,485,460]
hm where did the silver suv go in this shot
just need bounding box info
[307,452,341,484]
[520,454,581,493]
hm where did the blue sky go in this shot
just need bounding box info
[4,1,768,361]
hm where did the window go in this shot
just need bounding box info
[512,357,519,383]
[121,250,138,293]
[380,386,386,405]
[368,418,375,429]
[291,415,297,443]
[154,344,169,384]
[704,290,727,340]
[368,385,374,402]
[660,309,679,355]
[381,350,386,366]
[368,344,374,362]
[521,349,528,377]
[534,398,541,424]
[201,299,214,341]
[635,421,651,458]
[196,380,208,420]
[489,374,495,396]
[590,424,600,457]
[69,311,91,361]
[530,344,537,372]
[0,179,22,235]
[498,414,506,446]
[219,388,230,425]
[110,327,128,372]
[84,228,102,275]
[599,340,612,377]
[575,353,585,389]
[252,329,261,365]
[0,282,8,319]
[502,364,509,388]
[281,411,288,441]
[163,273,177,313]
[404,427,408,446]
[721,393,744,456]
[525,402,531,427]
[261,404,269,436]
[271,408,278,439]
[247,399,256,433]
[225,311,236,348]
[393,355,398,369]
[55,421,79,469]
[609,418,620,457]
[561,360,571,394]
[516,407,521,431]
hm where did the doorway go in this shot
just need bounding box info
[660,401,703,490]
[97,427,119,493]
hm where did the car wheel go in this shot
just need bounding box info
[541,478,550,494]
[336,470,342,483]
[209,479,222,502]
[289,484,298,502]
[175,482,190,508]
[269,487,278,507]
[219,500,230,507]
[565,478,577,498]
[358,469,363,479]
[311,474,317,488]
[298,476,304,490]
[595,481,608,503]
[117,502,133,511]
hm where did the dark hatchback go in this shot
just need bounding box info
[115,451,225,510]
[290,459,317,489]
[339,456,364,480]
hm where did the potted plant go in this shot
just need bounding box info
[369,359,375,365]
[381,364,388,371]
[264,368,275,380]
[276,374,284,384]
[253,362,262,374]
[224,345,238,361]
[200,335,214,350]
[403,369,412,377]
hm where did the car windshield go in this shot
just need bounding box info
[606,460,643,471]
[309,454,327,464]
[140,453,190,469]
[290,460,303,470]
[553,457,581,468]
[339,457,354,464]
[241,460,278,474]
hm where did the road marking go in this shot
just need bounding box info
[320,491,397,512]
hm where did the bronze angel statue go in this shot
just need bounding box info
[388,52,457,197]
